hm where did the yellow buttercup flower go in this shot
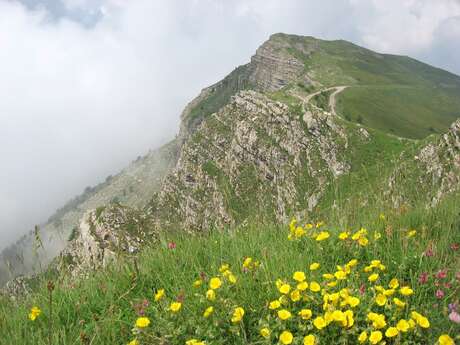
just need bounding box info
[338,231,349,240]
[396,319,410,332]
[227,273,237,284]
[206,289,216,301]
[316,231,330,241]
[219,263,229,273]
[260,327,270,339]
[358,331,368,343]
[193,279,203,288]
[417,316,430,328]
[290,290,301,302]
[278,309,292,320]
[369,331,383,344]
[28,306,41,321]
[389,278,399,289]
[303,335,315,345]
[400,286,414,296]
[385,327,398,338]
[154,289,165,302]
[309,281,321,292]
[375,294,387,306]
[293,271,306,282]
[313,316,326,330]
[203,306,214,318]
[346,296,360,307]
[298,309,312,320]
[322,273,334,280]
[279,331,293,345]
[169,302,182,313]
[135,317,150,328]
[358,237,369,246]
[407,229,417,238]
[127,339,139,345]
[209,277,222,290]
[231,307,245,323]
[393,297,406,308]
[438,335,455,345]
[368,273,379,282]
[343,310,354,328]
[295,226,306,238]
[269,300,281,309]
[309,263,320,270]
[297,281,308,291]
[279,283,291,295]
[334,271,347,280]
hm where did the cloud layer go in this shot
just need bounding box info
[1,0,459,247]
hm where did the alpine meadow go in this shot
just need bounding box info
[1,32,459,345]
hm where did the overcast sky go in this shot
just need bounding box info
[1,0,459,249]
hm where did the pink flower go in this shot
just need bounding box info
[418,272,429,284]
[424,247,434,257]
[435,269,448,279]
[444,282,452,289]
[359,284,366,295]
[168,242,176,249]
[449,311,460,324]
[435,289,445,299]
[451,243,460,251]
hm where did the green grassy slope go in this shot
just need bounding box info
[278,34,460,138]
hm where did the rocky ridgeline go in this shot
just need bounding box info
[388,119,460,207]
[57,204,157,278]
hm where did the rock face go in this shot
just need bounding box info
[247,34,308,92]
[149,90,351,232]
[57,205,157,277]
[388,119,460,207]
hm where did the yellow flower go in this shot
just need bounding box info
[206,289,216,301]
[278,309,292,321]
[290,290,301,302]
[303,335,315,345]
[334,271,347,280]
[279,283,291,295]
[417,316,430,328]
[309,263,320,271]
[170,302,182,313]
[209,277,222,290]
[135,317,150,328]
[228,273,237,284]
[358,237,369,246]
[313,316,326,330]
[385,327,399,338]
[396,319,410,332]
[358,331,368,343]
[375,294,387,306]
[243,257,252,269]
[279,331,293,345]
[154,289,165,302]
[203,306,214,318]
[369,331,383,344]
[439,335,455,345]
[260,328,270,339]
[343,310,354,328]
[295,226,306,238]
[231,307,245,323]
[193,279,203,288]
[332,310,345,322]
[368,273,379,282]
[28,306,41,321]
[346,296,360,307]
[219,263,230,273]
[383,288,395,296]
[338,232,349,240]
[374,232,382,240]
[400,286,414,296]
[127,339,139,345]
[269,300,281,310]
[407,229,417,238]
[326,281,338,287]
[298,309,312,320]
[389,278,399,289]
[297,281,309,291]
[293,271,306,282]
[316,231,330,241]
[393,297,406,308]
[186,340,205,345]
[309,281,321,292]
[322,273,334,280]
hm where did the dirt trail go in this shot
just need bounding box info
[293,85,348,117]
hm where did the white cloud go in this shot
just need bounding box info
[0,0,458,247]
